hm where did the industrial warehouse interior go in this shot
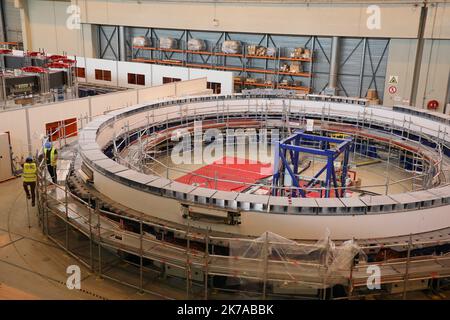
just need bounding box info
[1,0,450,305]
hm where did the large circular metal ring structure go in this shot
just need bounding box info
[77,93,450,244]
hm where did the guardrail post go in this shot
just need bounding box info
[139,219,144,294]
[262,231,269,300]
[204,228,210,300]
[347,260,354,300]
[96,201,102,278]
[403,234,413,300]
[186,220,191,299]
[88,194,93,270]
[65,183,69,250]
[43,161,49,236]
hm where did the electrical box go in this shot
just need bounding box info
[0,133,14,182]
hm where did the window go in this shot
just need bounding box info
[162,77,181,84]
[128,73,145,86]
[75,67,85,78]
[95,69,111,81]
[207,81,221,94]
[45,118,78,141]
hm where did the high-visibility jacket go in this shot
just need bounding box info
[44,147,57,166]
[22,162,37,182]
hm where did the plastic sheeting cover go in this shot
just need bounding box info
[227,230,365,288]
[188,39,206,51]
[132,36,151,47]
[160,37,178,49]
[222,40,242,54]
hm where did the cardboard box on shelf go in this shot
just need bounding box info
[291,47,304,58]
[247,45,267,56]
[289,62,303,73]
[255,46,267,56]
[247,45,257,55]
[302,49,311,59]
[280,63,290,72]
[280,79,293,85]
[366,89,378,100]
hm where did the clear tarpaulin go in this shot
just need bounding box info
[225,230,366,289]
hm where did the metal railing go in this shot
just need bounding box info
[32,94,450,299]
[36,169,450,299]
[107,101,445,197]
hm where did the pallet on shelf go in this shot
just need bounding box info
[279,56,312,62]
[131,42,315,92]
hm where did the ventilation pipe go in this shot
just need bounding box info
[118,25,126,61]
[325,36,340,95]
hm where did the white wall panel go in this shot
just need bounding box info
[85,58,118,86]
[90,90,138,116]
[424,3,450,40]
[416,39,450,113]
[117,61,152,88]
[138,83,176,103]
[383,39,418,107]
[27,99,90,153]
[175,78,207,96]
[189,68,233,95]
[0,108,28,157]
[151,65,189,86]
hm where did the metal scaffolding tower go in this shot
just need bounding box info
[272,130,352,198]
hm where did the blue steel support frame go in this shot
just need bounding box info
[272,131,352,198]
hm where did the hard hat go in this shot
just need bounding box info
[45,141,52,149]
[26,156,33,162]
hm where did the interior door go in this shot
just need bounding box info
[0,133,13,182]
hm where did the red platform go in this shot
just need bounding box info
[175,156,272,192]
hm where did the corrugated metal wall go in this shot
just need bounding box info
[2,0,21,43]
[97,25,120,61]
[98,25,389,100]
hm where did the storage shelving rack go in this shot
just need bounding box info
[131,39,315,93]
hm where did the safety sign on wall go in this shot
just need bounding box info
[388,75,399,85]
[388,86,397,94]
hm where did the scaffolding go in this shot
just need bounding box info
[110,99,444,198]
[35,163,450,299]
[31,100,450,299]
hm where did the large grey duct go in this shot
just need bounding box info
[119,26,126,61]
[325,36,340,95]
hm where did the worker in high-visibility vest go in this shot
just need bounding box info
[22,156,37,207]
[44,141,58,183]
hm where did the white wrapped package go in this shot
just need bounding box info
[159,37,178,49]
[132,36,151,47]
[187,39,206,51]
[266,47,276,57]
[222,40,242,54]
